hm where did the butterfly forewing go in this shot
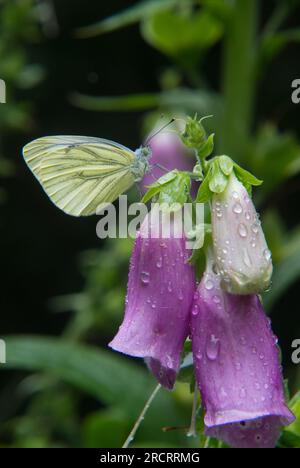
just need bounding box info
[23,136,136,216]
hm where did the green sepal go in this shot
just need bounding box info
[197,133,215,160]
[193,163,203,181]
[158,172,191,210]
[196,166,213,203]
[233,163,263,187]
[218,155,234,175]
[209,159,229,193]
[141,170,178,203]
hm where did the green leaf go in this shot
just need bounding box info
[82,409,129,448]
[250,124,300,197]
[141,9,223,63]
[71,88,220,116]
[278,430,300,449]
[2,336,176,420]
[280,389,300,446]
[75,0,190,38]
[70,92,160,112]
[261,29,300,64]
[233,163,263,187]
[218,155,233,176]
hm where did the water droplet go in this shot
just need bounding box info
[252,223,259,235]
[245,211,251,220]
[156,257,162,268]
[222,248,228,255]
[233,203,243,214]
[238,223,248,238]
[232,191,239,199]
[167,282,173,293]
[178,290,184,301]
[213,295,221,304]
[141,271,150,285]
[255,382,261,390]
[206,335,220,361]
[146,298,151,304]
[205,279,214,290]
[263,249,272,262]
[192,304,199,316]
[225,240,230,245]
[235,362,242,371]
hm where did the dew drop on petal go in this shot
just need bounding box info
[263,249,272,262]
[206,335,220,361]
[233,203,243,214]
[205,279,214,290]
[238,223,248,238]
[213,295,221,304]
[141,271,150,285]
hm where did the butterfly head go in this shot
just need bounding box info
[132,145,152,181]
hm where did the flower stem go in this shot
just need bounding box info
[122,383,161,448]
[187,382,199,437]
[220,0,258,163]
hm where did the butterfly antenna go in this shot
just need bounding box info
[145,118,175,146]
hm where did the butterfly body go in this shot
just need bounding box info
[23,136,152,216]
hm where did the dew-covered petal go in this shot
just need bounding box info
[191,258,295,448]
[211,172,273,294]
[109,206,196,389]
[206,416,287,449]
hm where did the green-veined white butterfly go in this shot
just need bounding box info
[23,135,152,216]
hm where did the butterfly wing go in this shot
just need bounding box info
[23,136,136,216]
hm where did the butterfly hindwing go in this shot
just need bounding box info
[23,136,136,216]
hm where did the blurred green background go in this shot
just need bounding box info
[0,0,300,448]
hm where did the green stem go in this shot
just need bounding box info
[220,0,258,163]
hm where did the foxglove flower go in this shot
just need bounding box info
[191,251,295,448]
[211,172,273,295]
[110,204,196,389]
[141,131,197,196]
